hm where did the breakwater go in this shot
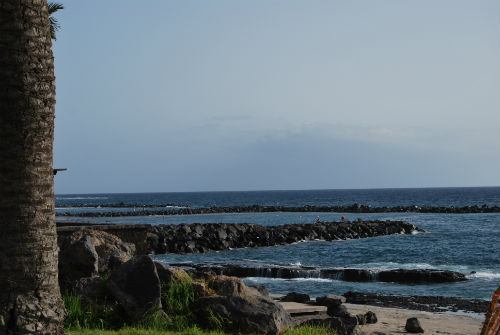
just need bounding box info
[56,204,500,217]
[147,220,424,254]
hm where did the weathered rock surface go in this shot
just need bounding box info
[59,233,98,286]
[195,295,296,335]
[343,291,489,313]
[106,255,161,319]
[147,220,423,254]
[316,295,346,306]
[208,275,246,297]
[405,317,424,333]
[58,229,136,287]
[281,292,310,303]
[154,262,190,284]
[377,269,467,283]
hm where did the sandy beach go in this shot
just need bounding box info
[346,303,483,335]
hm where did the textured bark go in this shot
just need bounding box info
[0,0,65,334]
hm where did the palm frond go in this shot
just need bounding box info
[48,2,64,15]
[48,2,64,40]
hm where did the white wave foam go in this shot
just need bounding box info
[290,278,333,283]
[243,277,333,283]
[468,272,500,279]
[351,262,470,272]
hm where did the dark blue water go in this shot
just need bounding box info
[56,187,500,300]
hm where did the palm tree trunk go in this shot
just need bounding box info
[0,0,65,334]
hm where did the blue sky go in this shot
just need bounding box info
[53,1,499,193]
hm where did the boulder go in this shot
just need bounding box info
[378,269,467,283]
[58,229,135,287]
[91,230,136,273]
[365,311,377,324]
[209,275,246,296]
[327,304,351,318]
[316,294,346,307]
[154,262,190,284]
[59,233,98,287]
[195,295,296,334]
[405,317,424,333]
[281,292,310,303]
[106,255,161,319]
[249,285,270,297]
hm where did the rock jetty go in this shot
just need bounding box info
[55,203,500,217]
[147,220,423,254]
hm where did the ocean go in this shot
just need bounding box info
[56,187,499,300]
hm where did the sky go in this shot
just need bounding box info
[52,0,499,194]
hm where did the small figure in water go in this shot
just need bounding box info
[341,216,346,222]
[316,217,321,223]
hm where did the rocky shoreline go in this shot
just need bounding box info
[171,262,468,284]
[343,291,489,314]
[57,228,488,334]
[146,220,424,254]
[55,203,500,217]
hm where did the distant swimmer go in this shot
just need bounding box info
[341,216,346,222]
[316,218,321,223]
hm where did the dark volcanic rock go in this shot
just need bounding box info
[145,220,423,254]
[316,295,346,307]
[195,295,296,335]
[327,304,351,318]
[56,203,500,216]
[343,291,489,313]
[405,317,424,333]
[178,263,467,285]
[281,292,310,303]
[365,311,377,324]
[378,269,467,283]
[58,229,136,288]
[59,233,98,286]
[106,255,161,319]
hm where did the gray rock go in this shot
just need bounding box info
[59,233,99,286]
[195,295,296,335]
[107,255,161,319]
[327,304,351,318]
[316,294,346,307]
[209,275,246,296]
[365,310,377,324]
[154,262,190,284]
[405,317,424,333]
[249,285,270,297]
[281,292,310,303]
[58,229,136,288]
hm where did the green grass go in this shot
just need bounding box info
[67,324,335,335]
[63,292,122,330]
[67,326,225,335]
[64,281,335,335]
